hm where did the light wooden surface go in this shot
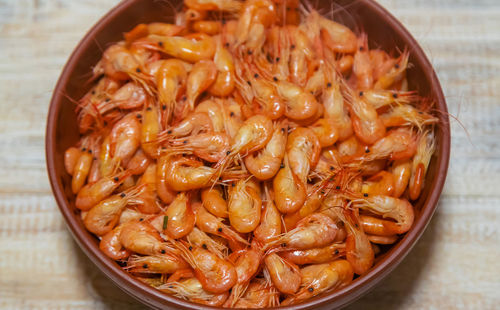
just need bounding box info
[0,0,499,309]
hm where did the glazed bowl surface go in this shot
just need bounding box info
[46,0,450,309]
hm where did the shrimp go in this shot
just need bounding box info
[288,26,314,86]
[244,121,287,180]
[345,87,386,145]
[96,82,147,115]
[254,185,282,243]
[230,279,279,308]
[353,33,373,90]
[322,67,353,141]
[64,147,81,175]
[192,202,249,245]
[283,184,329,230]
[228,246,262,285]
[164,155,218,191]
[186,60,217,110]
[158,112,213,141]
[374,49,409,90]
[235,0,276,47]
[152,155,177,205]
[390,159,412,198]
[380,104,439,130]
[168,133,230,162]
[72,147,94,194]
[286,127,321,184]
[186,227,228,258]
[154,59,188,124]
[356,195,415,235]
[409,130,435,200]
[83,185,143,236]
[341,210,374,275]
[201,185,228,218]
[273,156,306,214]
[75,170,132,211]
[281,260,354,305]
[309,118,339,148]
[160,272,230,306]
[126,253,188,274]
[209,41,236,97]
[366,233,398,245]
[164,192,195,239]
[360,89,417,109]
[361,171,395,197]
[109,113,141,165]
[314,10,357,53]
[137,33,216,63]
[277,81,319,121]
[269,213,338,250]
[264,253,301,294]
[135,163,162,214]
[100,224,131,260]
[228,178,262,233]
[281,242,346,265]
[184,0,242,11]
[191,20,221,35]
[362,128,417,161]
[172,240,237,293]
[195,99,225,132]
[119,221,173,255]
[141,104,161,158]
[124,23,184,44]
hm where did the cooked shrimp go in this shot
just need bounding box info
[353,33,373,90]
[362,128,417,161]
[124,23,184,44]
[361,89,417,109]
[264,253,301,294]
[184,0,242,11]
[119,221,173,255]
[72,147,94,194]
[281,260,353,305]
[64,147,81,175]
[209,41,236,97]
[109,113,141,165]
[168,132,230,162]
[230,279,279,308]
[309,118,339,148]
[192,20,221,35]
[273,156,306,214]
[158,112,213,141]
[244,121,287,180]
[380,104,439,130]
[135,163,162,214]
[361,171,395,196]
[281,242,346,265]
[100,224,131,260]
[409,130,435,200]
[390,159,412,198]
[286,127,321,184]
[126,253,188,274]
[374,49,409,90]
[186,60,217,109]
[254,185,282,243]
[164,192,195,239]
[228,178,262,233]
[126,149,151,175]
[164,155,217,191]
[277,81,319,120]
[322,67,353,141]
[186,227,228,258]
[314,11,357,53]
[154,59,188,124]
[201,185,228,218]
[141,104,161,158]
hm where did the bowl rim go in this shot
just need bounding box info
[45,0,450,309]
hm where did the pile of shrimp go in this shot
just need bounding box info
[64,0,439,307]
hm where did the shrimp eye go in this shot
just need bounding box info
[161,249,166,254]
[329,166,334,171]
[202,244,208,249]
[146,107,152,111]
[188,246,193,251]
[120,193,126,198]
[275,57,280,62]
[365,148,370,153]
[247,50,253,55]
[281,127,285,133]
[167,130,172,134]
[162,105,167,110]
[336,186,341,190]
[281,243,287,247]
[359,91,364,96]
[183,140,188,144]
[230,111,235,117]
[247,81,251,86]
[105,98,111,102]
[326,82,332,88]
[280,163,285,168]
[334,249,339,255]
[308,287,314,292]
[359,46,364,51]
[225,42,230,47]
[395,63,400,69]
[217,227,223,232]
[87,149,92,154]
[114,177,119,182]
[82,147,87,152]
[273,76,278,82]
[139,218,144,222]
[226,151,231,155]
[392,93,398,99]
[136,113,142,119]
[363,193,369,197]
[136,68,141,73]
[158,41,163,47]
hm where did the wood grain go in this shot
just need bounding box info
[0,0,499,309]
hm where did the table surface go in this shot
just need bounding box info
[1,0,499,309]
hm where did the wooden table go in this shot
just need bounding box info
[0,0,498,309]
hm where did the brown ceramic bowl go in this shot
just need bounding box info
[46,0,450,309]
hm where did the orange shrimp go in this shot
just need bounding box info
[137,33,216,63]
[366,234,398,245]
[201,185,228,218]
[164,155,217,191]
[356,195,415,235]
[254,185,281,244]
[168,132,230,162]
[191,20,221,35]
[273,156,306,214]
[228,178,262,233]
[322,67,353,141]
[309,118,339,148]
[119,221,173,255]
[363,128,417,161]
[270,213,338,250]
[374,49,410,90]
[353,33,373,90]
[380,104,439,130]
[64,147,81,175]
[409,130,435,200]
[244,121,287,180]
[71,147,94,194]
[361,171,395,196]
[314,11,357,53]
[186,227,228,258]
[172,240,237,294]
[141,104,161,158]
[96,82,147,115]
[209,41,236,97]
[264,253,301,294]
[345,87,386,145]
[99,224,131,260]
[192,202,249,245]
[99,134,116,178]
[195,99,225,132]
[286,127,321,184]
[126,253,188,274]
[83,185,143,236]
[277,81,319,121]
[154,59,189,124]
[281,260,353,305]
[342,210,374,275]
[109,113,141,165]
[361,89,417,109]
[230,279,279,308]
[390,159,412,198]
[281,242,346,265]
[186,60,217,110]
[126,148,151,175]
[283,184,329,230]
[158,112,213,141]
[75,170,131,211]
[164,192,195,239]
[124,23,184,44]
[288,26,314,87]
[184,0,242,11]
[156,155,178,204]
[135,163,162,214]
[235,0,276,47]
[228,246,262,285]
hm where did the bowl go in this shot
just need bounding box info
[46,0,451,308]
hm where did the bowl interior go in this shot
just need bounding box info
[46,0,450,309]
